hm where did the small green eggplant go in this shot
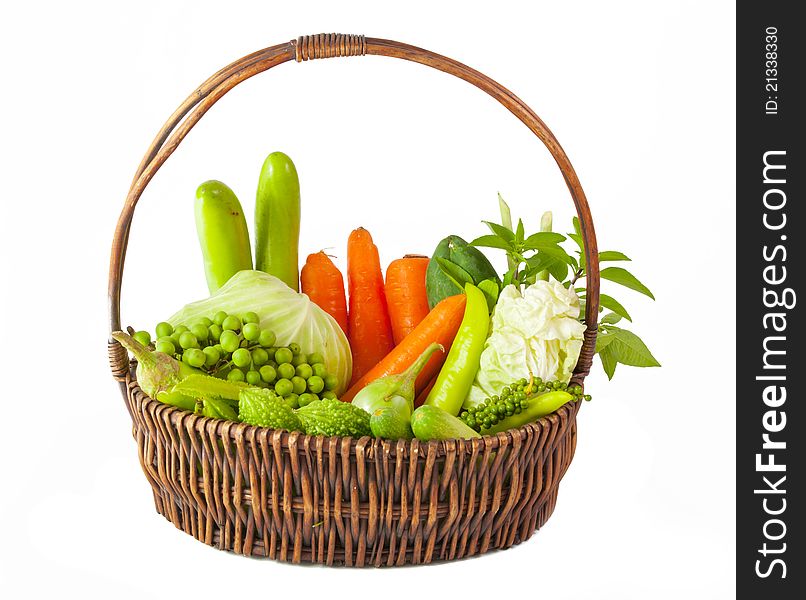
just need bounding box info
[352,342,443,422]
[113,332,249,421]
[112,331,200,399]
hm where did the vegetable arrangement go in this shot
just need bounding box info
[114,152,658,442]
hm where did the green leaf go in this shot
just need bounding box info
[478,278,500,312]
[526,255,566,280]
[569,218,587,268]
[599,250,631,262]
[469,234,513,251]
[436,258,474,292]
[595,331,615,352]
[528,254,570,282]
[524,241,576,265]
[598,293,632,322]
[536,244,576,265]
[599,345,618,380]
[548,259,569,281]
[600,267,655,300]
[567,232,585,252]
[502,270,515,287]
[523,232,566,248]
[483,221,515,242]
[515,219,525,243]
[601,327,661,368]
[525,254,549,275]
[601,312,622,325]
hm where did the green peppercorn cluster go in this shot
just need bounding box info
[459,378,591,433]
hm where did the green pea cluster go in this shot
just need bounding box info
[458,377,591,433]
[132,311,339,408]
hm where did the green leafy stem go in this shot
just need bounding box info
[437,194,660,381]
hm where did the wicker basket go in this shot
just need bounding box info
[108,34,600,566]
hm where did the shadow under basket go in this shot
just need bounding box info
[107,34,601,567]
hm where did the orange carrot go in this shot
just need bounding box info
[342,294,467,402]
[385,254,431,345]
[301,251,348,332]
[347,227,395,385]
[414,375,437,409]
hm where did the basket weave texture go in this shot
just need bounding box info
[108,34,600,566]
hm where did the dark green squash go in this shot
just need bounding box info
[425,235,500,308]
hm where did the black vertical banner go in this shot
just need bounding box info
[737,3,803,598]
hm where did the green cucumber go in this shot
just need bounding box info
[425,235,500,308]
[255,152,301,291]
[370,406,414,440]
[410,405,481,441]
[195,181,253,293]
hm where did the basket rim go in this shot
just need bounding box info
[125,377,581,456]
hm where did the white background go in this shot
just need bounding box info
[1,1,736,598]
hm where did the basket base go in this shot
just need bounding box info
[151,484,562,566]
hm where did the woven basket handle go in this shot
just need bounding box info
[108,34,600,385]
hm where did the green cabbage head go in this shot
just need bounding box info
[168,270,352,394]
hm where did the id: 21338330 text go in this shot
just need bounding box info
[765,26,779,115]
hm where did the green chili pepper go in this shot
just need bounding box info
[156,390,197,412]
[198,395,239,421]
[424,283,490,416]
[483,390,574,434]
